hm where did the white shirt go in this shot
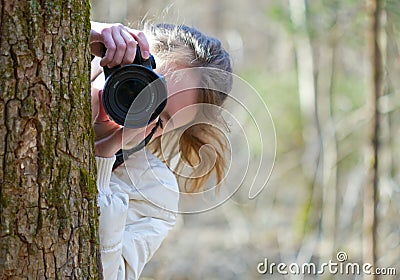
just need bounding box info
[96,149,179,280]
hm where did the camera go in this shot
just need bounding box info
[102,47,167,128]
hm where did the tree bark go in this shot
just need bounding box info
[0,0,99,279]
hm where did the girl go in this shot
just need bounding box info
[90,21,232,279]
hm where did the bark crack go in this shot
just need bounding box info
[9,45,19,100]
[42,248,48,280]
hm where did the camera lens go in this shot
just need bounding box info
[116,79,147,109]
[102,64,167,128]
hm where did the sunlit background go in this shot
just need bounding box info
[91,1,399,279]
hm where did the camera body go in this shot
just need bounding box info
[102,47,167,128]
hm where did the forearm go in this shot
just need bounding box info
[96,156,128,279]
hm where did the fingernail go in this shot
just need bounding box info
[143,51,150,59]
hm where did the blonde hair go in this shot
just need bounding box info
[144,23,233,193]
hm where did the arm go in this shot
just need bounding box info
[120,154,179,279]
[96,154,179,280]
[121,202,177,279]
[91,86,160,158]
[90,21,160,158]
[91,22,174,279]
[96,156,129,280]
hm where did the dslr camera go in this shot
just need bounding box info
[102,47,167,128]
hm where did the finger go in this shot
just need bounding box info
[99,28,116,67]
[120,29,137,65]
[89,42,104,58]
[128,29,150,59]
[107,26,127,67]
[90,28,102,43]
[96,90,110,122]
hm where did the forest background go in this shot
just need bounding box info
[90,0,399,279]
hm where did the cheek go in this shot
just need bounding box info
[168,92,198,121]
[167,90,198,112]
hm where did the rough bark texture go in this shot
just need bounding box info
[0,0,99,279]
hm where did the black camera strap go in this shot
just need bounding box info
[112,118,163,171]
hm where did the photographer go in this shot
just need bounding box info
[90,21,232,279]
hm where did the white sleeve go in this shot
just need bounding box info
[96,155,179,280]
[96,156,129,280]
[122,161,179,279]
[122,201,177,279]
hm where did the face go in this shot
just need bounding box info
[90,65,201,147]
[151,67,200,139]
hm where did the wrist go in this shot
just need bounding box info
[95,156,116,194]
[95,137,122,158]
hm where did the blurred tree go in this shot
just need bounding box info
[364,0,383,278]
[288,0,343,264]
[0,0,99,278]
[288,0,322,242]
[87,1,400,279]
[316,0,341,261]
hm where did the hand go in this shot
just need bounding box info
[92,89,159,158]
[90,21,150,68]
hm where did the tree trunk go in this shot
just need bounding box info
[363,0,382,279]
[288,0,321,243]
[0,1,100,279]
